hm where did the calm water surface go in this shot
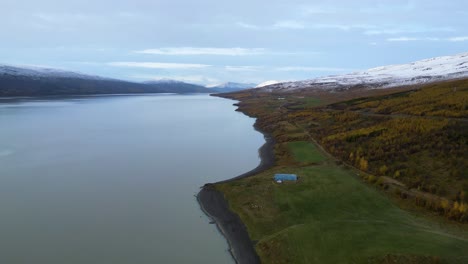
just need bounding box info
[0,94,264,264]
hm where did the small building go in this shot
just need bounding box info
[274,174,298,182]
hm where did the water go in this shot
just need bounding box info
[0,94,264,264]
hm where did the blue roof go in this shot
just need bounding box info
[274,174,297,181]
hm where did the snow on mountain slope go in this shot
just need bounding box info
[0,64,108,80]
[207,82,256,89]
[256,80,282,88]
[260,52,468,91]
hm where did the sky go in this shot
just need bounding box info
[1,0,467,85]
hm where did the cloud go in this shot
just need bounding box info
[301,6,339,15]
[134,47,266,56]
[224,66,263,71]
[273,20,305,29]
[273,20,375,30]
[312,24,375,31]
[386,36,468,42]
[238,21,320,32]
[448,36,468,42]
[236,22,261,30]
[301,3,416,16]
[34,13,91,23]
[108,62,211,69]
[360,2,416,14]
[386,37,442,42]
[365,26,454,35]
[386,37,421,42]
[243,20,374,31]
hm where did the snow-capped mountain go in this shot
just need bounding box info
[207,82,256,90]
[258,52,468,92]
[0,64,107,80]
[256,80,282,88]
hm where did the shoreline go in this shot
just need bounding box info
[197,112,275,264]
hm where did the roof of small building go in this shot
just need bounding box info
[274,174,298,180]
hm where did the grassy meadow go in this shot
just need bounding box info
[217,142,468,263]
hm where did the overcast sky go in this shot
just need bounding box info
[1,0,467,85]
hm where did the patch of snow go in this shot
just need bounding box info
[255,80,282,88]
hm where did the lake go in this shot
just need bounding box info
[0,94,264,264]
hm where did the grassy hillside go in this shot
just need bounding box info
[217,143,468,263]
[215,78,468,263]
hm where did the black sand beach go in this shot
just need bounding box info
[197,120,275,264]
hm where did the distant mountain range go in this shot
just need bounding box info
[0,65,254,97]
[207,82,256,92]
[4,52,465,97]
[257,52,468,92]
[144,80,214,93]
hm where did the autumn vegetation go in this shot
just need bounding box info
[214,78,468,263]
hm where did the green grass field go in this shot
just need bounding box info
[288,141,327,164]
[217,142,468,263]
[289,98,322,109]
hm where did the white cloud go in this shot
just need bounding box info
[302,6,339,15]
[312,24,375,31]
[360,3,416,14]
[134,47,266,56]
[386,37,421,42]
[108,62,211,69]
[365,27,454,35]
[366,29,399,35]
[273,20,305,29]
[244,20,374,31]
[448,36,468,42]
[275,21,373,31]
[116,12,139,18]
[224,66,263,71]
[34,13,91,23]
[236,22,261,30]
[386,36,468,42]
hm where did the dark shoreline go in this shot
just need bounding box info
[197,113,275,264]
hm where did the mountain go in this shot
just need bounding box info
[144,80,212,93]
[257,52,468,92]
[0,65,213,96]
[0,64,108,80]
[207,82,256,92]
[255,80,281,88]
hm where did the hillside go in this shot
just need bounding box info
[212,78,468,263]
